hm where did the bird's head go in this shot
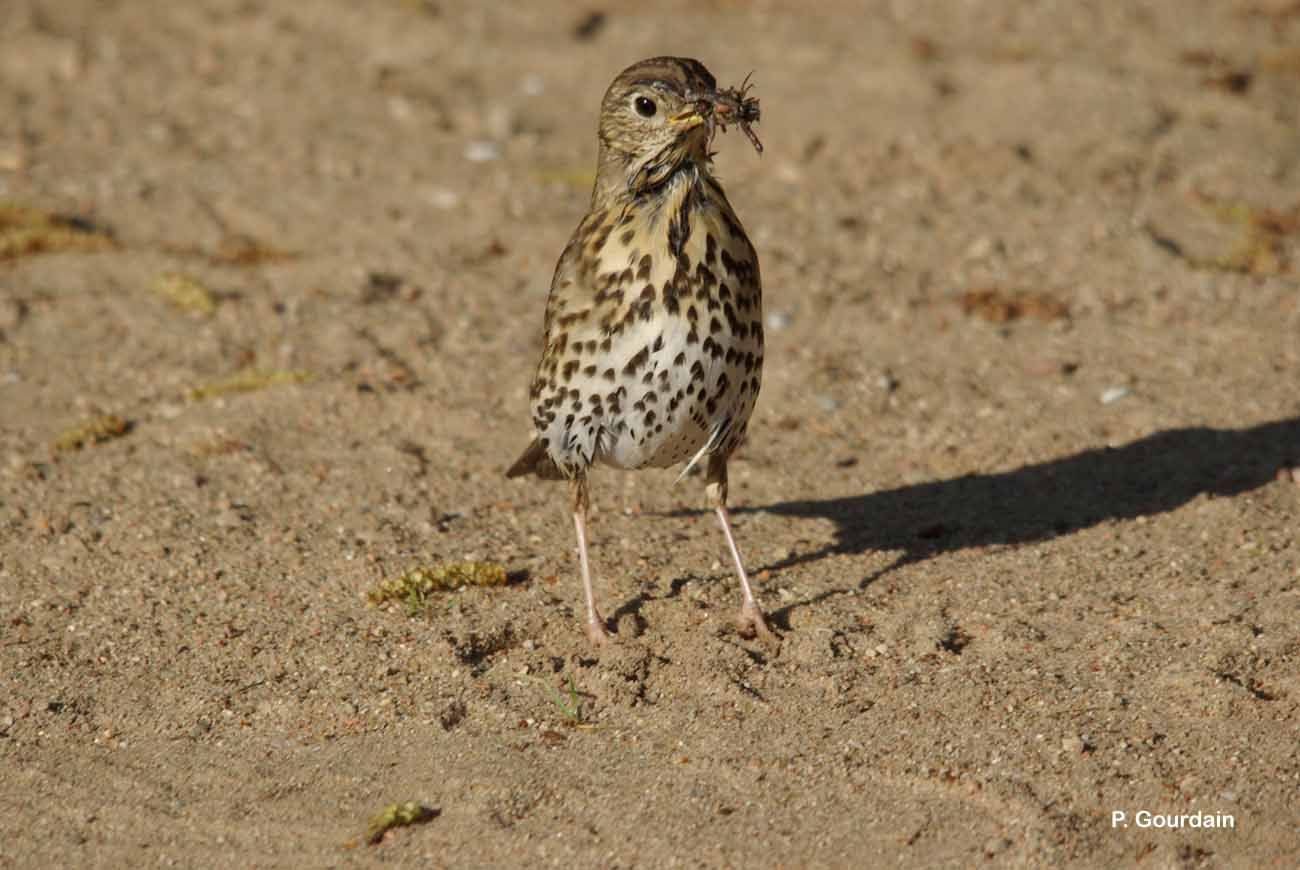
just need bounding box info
[593,57,759,202]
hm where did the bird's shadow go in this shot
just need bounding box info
[728,417,1299,622]
[623,418,1297,627]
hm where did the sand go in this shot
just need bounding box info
[2,1,1298,866]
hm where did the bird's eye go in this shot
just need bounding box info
[634,95,657,118]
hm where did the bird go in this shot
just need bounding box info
[507,56,774,646]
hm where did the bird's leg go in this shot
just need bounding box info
[705,455,779,645]
[570,474,611,645]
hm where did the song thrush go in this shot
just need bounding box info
[507,57,774,646]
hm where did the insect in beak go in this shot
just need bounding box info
[712,74,763,154]
[674,82,763,154]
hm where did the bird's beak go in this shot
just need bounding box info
[668,107,708,130]
[670,91,727,131]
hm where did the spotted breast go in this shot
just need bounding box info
[528,165,763,477]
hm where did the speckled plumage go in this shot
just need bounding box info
[507,57,775,645]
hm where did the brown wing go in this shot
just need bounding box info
[505,436,564,479]
[505,210,605,479]
[525,204,627,404]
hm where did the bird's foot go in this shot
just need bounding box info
[586,617,613,647]
[735,602,780,647]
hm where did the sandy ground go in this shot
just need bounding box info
[2,1,1299,867]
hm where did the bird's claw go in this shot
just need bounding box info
[735,603,780,647]
[586,618,613,647]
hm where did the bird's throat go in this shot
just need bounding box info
[594,138,711,206]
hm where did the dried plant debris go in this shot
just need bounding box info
[572,10,606,41]
[360,271,423,305]
[1239,2,1300,24]
[209,233,298,266]
[368,562,509,609]
[149,272,218,315]
[185,368,312,401]
[530,166,598,190]
[160,233,298,267]
[959,288,1070,323]
[1178,49,1255,94]
[1262,47,1300,76]
[1191,193,1298,275]
[0,201,116,260]
[364,801,439,845]
[52,415,131,454]
[186,436,251,458]
[1203,69,1254,94]
[910,35,942,62]
[395,0,440,15]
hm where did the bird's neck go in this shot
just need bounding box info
[592,141,713,208]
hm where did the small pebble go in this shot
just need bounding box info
[387,95,414,122]
[464,141,500,162]
[1099,386,1130,404]
[424,187,461,209]
[815,395,840,412]
[521,73,545,96]
[964,236,994,260]
[983,838,1012,857]
[765,311,792,331]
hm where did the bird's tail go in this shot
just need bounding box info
[505,438,566,480]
